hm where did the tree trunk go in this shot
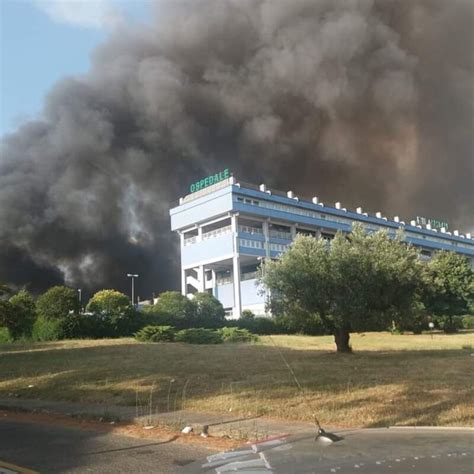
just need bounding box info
[334,328,352,353]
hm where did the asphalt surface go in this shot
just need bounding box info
[184,427,474,473]
[0,419,215,473]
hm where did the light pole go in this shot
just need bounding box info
[77,289,82,312]
[127,274,139,306]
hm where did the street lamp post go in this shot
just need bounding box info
[127,274,139,307]
[77,289,82,312]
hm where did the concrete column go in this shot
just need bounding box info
[197,226,203,242]
[232,255,241,318]
[291,224,297,240]
[180,233,186,295]
[263,220,271,258]
[231,214,242,318]
[211,269,216,294]
[197,265,205,293]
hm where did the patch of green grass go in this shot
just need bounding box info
[0,332,472,428]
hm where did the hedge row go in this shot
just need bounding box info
[134,325,258,344]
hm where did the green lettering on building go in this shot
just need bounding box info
[189,169,230,193]
[416,216,449,230]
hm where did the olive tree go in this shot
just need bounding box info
[261,225,424,352]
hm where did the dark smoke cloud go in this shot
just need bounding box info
[1,0,473,297]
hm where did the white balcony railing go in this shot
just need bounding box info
[238,225,263,235]
[202,225,232,240]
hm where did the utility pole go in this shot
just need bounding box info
[126,274,139,307]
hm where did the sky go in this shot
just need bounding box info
[0,0,152,136]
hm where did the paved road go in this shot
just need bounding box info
[0,419,216,473]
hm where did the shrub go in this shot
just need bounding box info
[441,316,464,333]
[462,315,474,329]
[86,289,142,337]
[0,327,13,343]
[135,325,176,342]
[218,327,258,343]
[86,289,130,314]
[192,292,226,328]
[31,316,64,341]
[235,312,288,335]
[175,328,223,344]
[152,292,196,329]
[8,290,37,338]
[60,313,103,339]
[37,286,79,319]
[141,306,174,326]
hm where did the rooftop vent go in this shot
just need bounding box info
[312,196,319,204]
[335,202,342,209]
[287,191,295,199]
[376,212,382,218]
[394,216,400,223]
[440,227,446,233]
[342,208,347,212]
[259,184,267,192]
[356,207,363,214]
[400,221,406,225]
[363,212,368,216]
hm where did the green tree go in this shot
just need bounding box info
[423,251,474,332]
[0,300,14,338]
[262,235,334,341]
[262,226,424,352]
[86,289,137,337]
[151,291,196,328]
[0,283,13,299]
[192,292,226,328]
[36,286,79,319]
[8,290,37,338]
[86,289,131,314]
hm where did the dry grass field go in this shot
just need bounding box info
[0,332,472,428]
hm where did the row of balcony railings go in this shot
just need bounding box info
[184,224,307,247]
[216,270,259,286]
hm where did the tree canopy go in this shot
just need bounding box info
[192,292,226,328]
[36,286,79,320]
[423,251,474,332]
[86,289,131,315]
[149,291,196,328]
[261,225,425,352]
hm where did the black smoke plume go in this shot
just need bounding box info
[1,0,473,298]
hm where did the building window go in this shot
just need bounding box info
[239,238,264,249]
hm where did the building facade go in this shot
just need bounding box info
[169,177,474,318]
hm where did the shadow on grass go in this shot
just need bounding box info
[0,341,471,427]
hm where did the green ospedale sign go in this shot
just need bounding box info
[189,168,230,193]
[416,216,449,230]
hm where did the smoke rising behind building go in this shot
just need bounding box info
[1,0,473,297]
